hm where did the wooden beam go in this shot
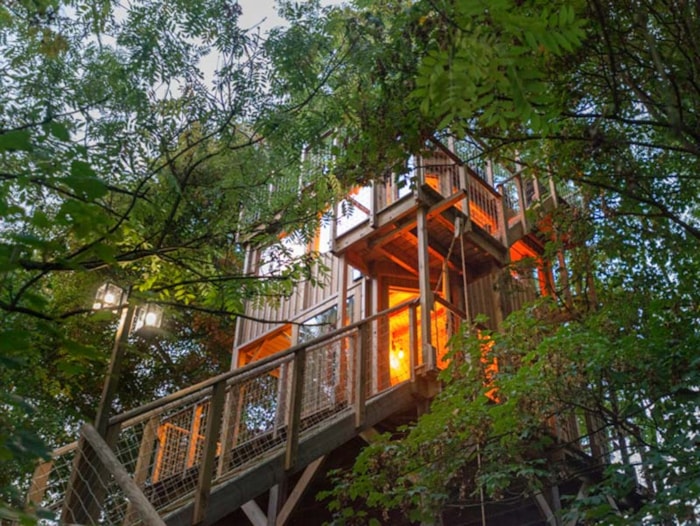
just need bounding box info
[534,491,560,526]
[405,228,460,273]
[80,424,166,526]
[563,481,590,526]
[416,206,435,370]
[26,461,53,506]
[369,190,467,251]
[276,456,326,526]
[369,217,416,250]
[267,483,284,526]
[242,501,267,526]
[359,427,381,444]
[377,247,419,276]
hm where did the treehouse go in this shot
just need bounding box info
[28,139,612,526]
[235,142,557,385]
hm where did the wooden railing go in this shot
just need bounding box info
[28,296,605,525]
[29,300,426,526]
[335,160,514,245]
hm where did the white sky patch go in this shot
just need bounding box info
[239,0,346,33]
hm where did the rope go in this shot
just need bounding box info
[433,216,462,296]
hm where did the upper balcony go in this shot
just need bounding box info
[331,144,558,283]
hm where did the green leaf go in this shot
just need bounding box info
[70,159,96,178]
[48,121,71,141]
[64,160,108,199]
[0,129,32,152]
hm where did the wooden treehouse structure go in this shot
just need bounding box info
[28,140,610,526]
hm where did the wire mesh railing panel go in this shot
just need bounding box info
[135,396,211,512]
[216,360,290,481]
[47,437,133,526]
[27,443,78,519]
[299,332,355,433]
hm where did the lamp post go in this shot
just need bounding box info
[62,284,164,524]
[92,284,163,437]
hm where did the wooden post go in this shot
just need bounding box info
[549,174,558,207]
[80,424,166,526]
[26,460,53,507]
[96,303,136,437]
[276,456,326,526]
[486,159,495,187]
[267,481,286,526]
[193,380,227,524]
[364,276,378,395]
[514,174,527,232]
[458,164,468,193]
[331,200,339,253]
[354,324,369,428]
[416,205,435,370]
[462,168,473,231]
[336,255,351,405]
[370,180,378,228]
[533,175,542,202]
[273,364,289,439]
[123,416,159,526]
[496,187,509,247]
[556,247,574,309]
[409,304,418,378]
[218,382,245,477]
[285,348,306,471]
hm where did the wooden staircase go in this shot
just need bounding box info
[28,300,435,526]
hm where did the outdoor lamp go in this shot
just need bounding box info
[133,303,164,332]
[93,283,126,310]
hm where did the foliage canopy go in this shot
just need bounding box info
[266,0,700,523]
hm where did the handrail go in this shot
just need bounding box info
[434,295,467,321]
[497,169,526,186]
[111,297,420,427]
[80,424,166,526]
[464,165,502,200]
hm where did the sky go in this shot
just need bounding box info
[238,0,286,33]
[237,0,345,33]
